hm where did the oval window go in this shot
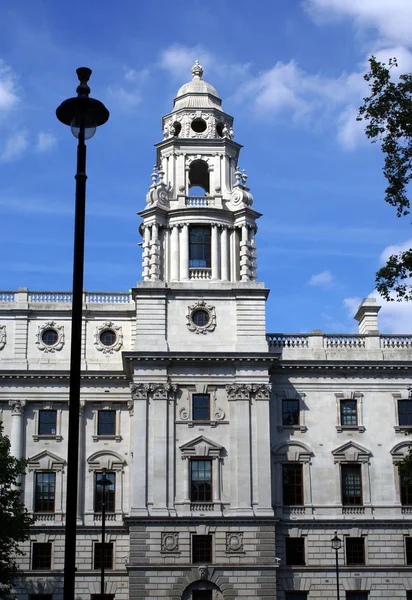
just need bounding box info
[100,330,116,347]
[191,118,207,133]
[42,329,59,346]
[192,309,210,328]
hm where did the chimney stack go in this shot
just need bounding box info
[354,298,381,334]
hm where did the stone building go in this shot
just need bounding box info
[1,61,412,600]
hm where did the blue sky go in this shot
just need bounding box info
[1,0,412,333]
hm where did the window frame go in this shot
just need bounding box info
[282,463,304,506]
[285,537,305,566]
[94,471,116,513]
[335,392,364,432]
[190,459,212,503]
[398,399,412,427]
[285,594,308,600]
[340,400,358,427]
[94,542,114,570]
[341,464,363,506]
[192,534,213,564]
[189,226,211,269]
[405,536,412,565]
[192,394,210,421]
[38,410,57,436]
[346,537,365,566]
[276,392,306,432]
[345,592,368,600]
[401,475,412,506]
[282,399,300,427]
[32,542,52,570]
[35,472,56,513]
[97,410,116,436]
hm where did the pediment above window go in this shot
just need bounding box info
[332,441,371,464]
[28,450,66,471]
[390,441,412,461]
[179,435,223,458]
[272,441,313,463]
[87,450,126,471]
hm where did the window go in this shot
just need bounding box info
[346,594,368,600]
[192,535,212,563]
[29,596,52,600]
[283,464,304,505]
[189,226,211,268]
[42,328,58,346]
[193,394,210,421]
[94,472,116,512]
[341,464,362,505]
[401,476,412,505]
[38,410,57,435]
[282,399,299,426]
[97,410,116,435]
[192,593,212,600]
[341,400,358,426]
[407,593,412,600]
[91,596,114,600]
[191,460,212,502]
[32,542,52,570]
[406,537,412,565]
[346,537,365,565]
[398,400,412,426]
[285,594,308,600]
[94,543,113,570]
[285,537,305,565]
[35,472,56,512]
[100,329,116,347]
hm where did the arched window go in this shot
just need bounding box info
[189,160,209,195]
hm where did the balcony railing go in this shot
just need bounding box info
[0,290,133,304]
[185,196,215,207]
[267,333,412,352]
[189,268,212,280]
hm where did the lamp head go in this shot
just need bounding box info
[331,531,342,550]
[96,469,112,488]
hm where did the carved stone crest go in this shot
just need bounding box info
[226,384,252,400]
[0,325,6,350]
[161,532,179,552]
[36,321,65,353]
[226,532,244,552]
[198,565,208,580]
[187,300,216,335]
[94,322,123,354]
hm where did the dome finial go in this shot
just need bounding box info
[191,59,203,80]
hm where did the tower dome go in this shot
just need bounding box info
[172,60,222,112]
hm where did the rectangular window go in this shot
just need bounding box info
[192,394,210,421]
[407,593,412,600]
[35,472,56,512]
[29,596,52,600]
[346,537,365,565]
[192,535,212,563]
[406,537,412,565]
[285,537,305,565]
[38,410,57,435]
[341,464,362,505]
[94,543,113,570]
[192,593,212,600]
[91,596,115,600]
[189,226,211,268]
[399,400,412,426]
[346,594,368,600]
[285,594,308,600]
[401,476,412,505]
[191,460,212,502]
[282,399,299,426]
[282,464,304,505]
[32,542,52,570]
[97,410,116,436]
[94,472,116,512]
[340,400,357,426]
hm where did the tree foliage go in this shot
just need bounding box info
[358,56,412,300]
[397,445,412,486]
[0,424,33,598]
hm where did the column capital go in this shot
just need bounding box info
[8,400,26,415]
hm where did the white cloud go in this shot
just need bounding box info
[304,0,412,46]
[379,238,412,265]
[0,131,28,162]
[345,292,412,334]
[0,60,19,113]
[35,131,57,153]
[309,270,334,287]
[159,44,213,79]
[108,85,142,109]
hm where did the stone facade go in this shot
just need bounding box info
[1,62,412,600]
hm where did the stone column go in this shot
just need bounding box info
[150,224,160,281]
[240,225,249,282]
[182,458,190,503]
[129,384,149,516]
[179,224,189,281]
[142,225,151,281]
[213,458,221,503]
[230,228,238,282]
[211,224,220,280]
[8,400,26,459]
[170,225,179,281]
[220,226,229,281]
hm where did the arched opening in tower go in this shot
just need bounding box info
[188,159,209,195]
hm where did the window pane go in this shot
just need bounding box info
[191,461,212,502]
[341,465,362,505]
[282,399,299,426]
[406,537,412,565]
[94,543,113,569]
[346,538,365,565]
[285,594,308,600]
[401,476,412,505]
[97,411,116,435]
[341,400,357,426]
[193,394,210,421]
[38,410,57,435]
[346,593,368,600]
[192,593,213,600]
[285,538,305,565]
[35,472,56,512]
[189,226,211,268]
[283,464,303,505]
[192,535,212,563]
[399,400,412,426]
[32,543,52,570]
[94,472,116,512]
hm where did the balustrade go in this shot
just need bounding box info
[189,268,212,280]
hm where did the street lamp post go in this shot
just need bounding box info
[56,68,109,600]
[331,531,342,600]
[96,470,112,600]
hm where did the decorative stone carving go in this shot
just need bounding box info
[226,532,243,552]
[130,382,178,400]
[161,532,179,552]
[36,321,65,353]
[179,407,189,420]
[222,123,234,139]
[252,384,272,400]
[198,565,208,580]
[8,399,26,415]
[187,300,216,335]
[130,383,150,400]
[146,165,170,207]
[0,324,6,350]
[226,383,253,400]
[94,322,123,354]
[214,408,225,420]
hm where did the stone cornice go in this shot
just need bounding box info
[272,360,412,371]
[0,372,128,381]
[123,351,277,364]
